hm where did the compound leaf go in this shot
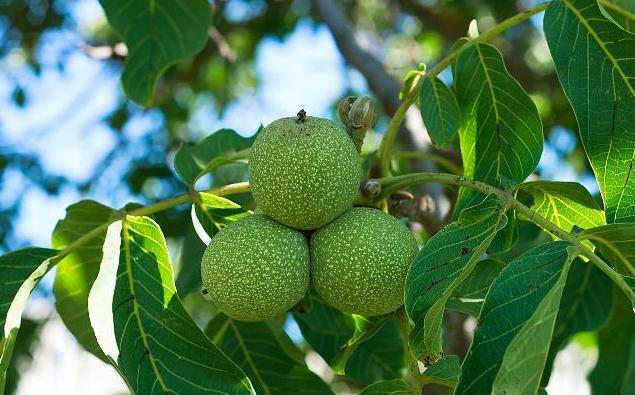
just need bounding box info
[419,76,460,147]
[98,0,210,105]
[88,217,254,394]
[405,196,507,363]
[544,0,635,224]
[456,241,575,395]
[205,314,332,395]
[52,200,117,361]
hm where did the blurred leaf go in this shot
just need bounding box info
[420,355,460,388]
[544,0,635,224]
[419,76,460,147]
[518,181,606,233]
[98,0,210,105]
[456,241,575,395]
[2,318,41,395]
[405,196,507,363]
[192,192,252,244]
[205,313,332,394]
[52,200,117,362]
[0,248,57,390]
[174,129,255,186]
[446,258,505,317]
[453,43,543,213]
[88,217,255,394]
[579,223,635,275]
[540,260,613,386]
[175,222,206,296]
[588,289,635,394]
[359,379,408,395]
[598,0,635,34]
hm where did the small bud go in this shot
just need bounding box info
[296,109,307,123]
[363,179,382,198]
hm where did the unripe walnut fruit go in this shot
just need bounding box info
[249,115,361,230]
[310,207,418,316]
[201,214,309,321]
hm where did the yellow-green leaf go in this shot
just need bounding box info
[544,0,635,224]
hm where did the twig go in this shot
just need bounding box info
[377,2,550,176]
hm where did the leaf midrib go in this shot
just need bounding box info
[563,0,635,98]
[122,218,169,393]
[229,321,272,395]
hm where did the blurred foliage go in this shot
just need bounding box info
[0,0,612,392]
[0,0,591,253]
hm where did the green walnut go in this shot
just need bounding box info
[249,113,361,230]
[201,214,309,321]
[310,207,418,316]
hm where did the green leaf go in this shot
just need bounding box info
[293,292,354,364]
[492,248,575,395]
[579,223,635,275]
[588,289,635,394]
[192,192,252,244]
[420,355,460,388]
[359,379,408,395]
[331,314,393,375]
[544,0,635,224]
[598,0,635,34]
[174,129,255,186]
[88,217,255,394]
[293,294,403,385]
[540,260,613,386]
[419,76,460,147]
[98,0,210,105]
[205,314,332,395]
[517,181,606,233]
[453,42,543,212]
[405,196,507,363]
[456,241,575,395]
[175,222,206,296]
[446,258,505,317]
[52,200,117,361]
[1,248,58,389]
[345,321,404,385]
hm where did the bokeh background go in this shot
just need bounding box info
[1,0,599,393]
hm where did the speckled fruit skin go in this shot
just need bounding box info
[201,214,310,321]
[310,207,418,316]
[249,116,361,230]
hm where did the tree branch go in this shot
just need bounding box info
[310,0,402,115]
